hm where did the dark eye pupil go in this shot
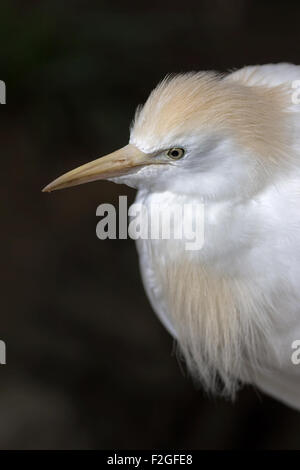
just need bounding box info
[171,150,179,157]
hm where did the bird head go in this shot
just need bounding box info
[43,72,290,201]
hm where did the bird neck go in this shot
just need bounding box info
[137,188,258,260]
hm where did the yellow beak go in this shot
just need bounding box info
[42,144,150,193]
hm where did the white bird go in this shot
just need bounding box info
[44,63,300,410]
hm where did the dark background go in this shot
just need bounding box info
[1,0,300,449]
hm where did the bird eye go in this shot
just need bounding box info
[166,148,185,160]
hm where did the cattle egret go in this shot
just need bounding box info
[44,63,300,410]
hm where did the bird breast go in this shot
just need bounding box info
[134,189,282,395]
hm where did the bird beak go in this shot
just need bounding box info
[42,144,149,193]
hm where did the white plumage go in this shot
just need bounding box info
[44,63,300,410]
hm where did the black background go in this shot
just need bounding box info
[1,0,300,449]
